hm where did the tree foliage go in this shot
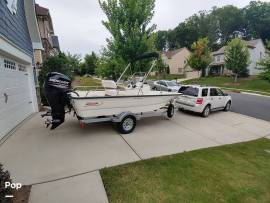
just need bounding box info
[98,0,157,78]
[66,52,82,74]
[244,1,270,41]
[187,38,212,77]
[259,41,270,83]
[95,55,126,80]
[225,38,250,82]
[80,52,98,76]
[155,1,270,51]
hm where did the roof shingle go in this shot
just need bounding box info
[212,39,261,56]
[35,4,49,16]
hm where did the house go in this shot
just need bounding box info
[209,39,267,76]
[35,4,60,66]
[162,48,201,79]
[0,0,43,141]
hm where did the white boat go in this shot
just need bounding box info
[70,52,181,121]
[70,88,180,118]
[43,52,181,133]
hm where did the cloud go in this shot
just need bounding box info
[35,0,267,56]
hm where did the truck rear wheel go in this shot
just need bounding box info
[118,115,136,134]
[202,105,211,118]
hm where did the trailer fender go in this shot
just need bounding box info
[112,112,137,123]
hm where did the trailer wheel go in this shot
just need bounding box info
[167,104,175,118]
[118,115,137,134]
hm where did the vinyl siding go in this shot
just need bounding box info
[0,0,33,56]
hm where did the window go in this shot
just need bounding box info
[18,64,27,72]
[184,60,187,64]
[179,86,199,97]
[160,81,167,86]
[210,88,218,96]
[167,81,177,87]
[216,56,221,62]
[260,52,262,59]
[4,59,16,70]
[217,89,224,96]
[202,89,209,97]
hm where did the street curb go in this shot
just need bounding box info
[221,87,270,98]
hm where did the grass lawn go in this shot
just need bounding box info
[183,76,270,95]
[101,139,270,203]
[148,74,185,81]
[72,76,101,90]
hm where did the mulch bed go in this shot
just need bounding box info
[12,186,31,203]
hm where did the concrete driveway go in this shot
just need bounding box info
[0,111,270,202]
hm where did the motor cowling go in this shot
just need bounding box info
[44,72,72,130]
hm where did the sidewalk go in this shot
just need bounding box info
[29,171,108,203]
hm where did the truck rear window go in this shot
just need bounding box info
[179,86,199,97]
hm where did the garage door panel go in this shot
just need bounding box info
[0,102,32,123]
[0,106,32,138]
[3,86,31,97]
[0,55,35,140]
[0,97,32,115]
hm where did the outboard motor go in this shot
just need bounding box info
[43,72,72,130]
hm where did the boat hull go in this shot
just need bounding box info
[71,93,179,118]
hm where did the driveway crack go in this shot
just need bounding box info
[118,133,143,161]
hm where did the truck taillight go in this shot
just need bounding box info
[196,98,204,105]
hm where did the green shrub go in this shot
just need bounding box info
[0,164,12,203]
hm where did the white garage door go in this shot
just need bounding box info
[0,55,34,140]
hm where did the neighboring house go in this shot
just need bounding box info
[35,4,60,65]
[162,48,201,79]
[0,0,42,141]
[209,39,267,76]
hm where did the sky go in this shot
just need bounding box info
[36,0,268,57]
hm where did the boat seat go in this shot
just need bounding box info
[102,80,117,89]
[105,89,118,96]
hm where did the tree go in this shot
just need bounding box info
[80,52,98,76]
[155,30,168,51]
[155,2,270,52]
[211,6,245,46]
[225,38,250,82]
[258,41,270,83]
[155,57,168,78]
[244,1,270,42]
[188,38,212,77]
[99,0,156,77]
[95,56,126,80]
[38,53,74,104]
[66,52,82,75]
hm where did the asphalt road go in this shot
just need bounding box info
[229,92,270,122]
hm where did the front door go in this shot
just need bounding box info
[210,88,223,109]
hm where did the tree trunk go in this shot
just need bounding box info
[201,68,206,77]
[234,74,238,83]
